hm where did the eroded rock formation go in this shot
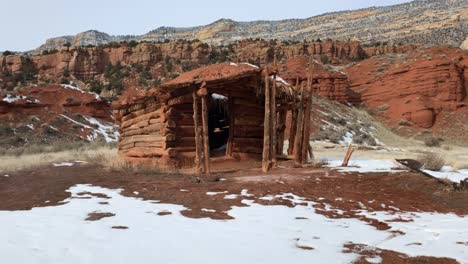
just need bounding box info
[345,47,467,139]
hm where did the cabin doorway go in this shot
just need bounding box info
[208,93,230,157]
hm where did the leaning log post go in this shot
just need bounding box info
[262,69,271,172]
[198,85,211,175]
[271,74,277,167]
[293,82,306,164]
[192,88,202,174]
[301,63,314,164]
[342,145,355,167]
[287,77,300,156]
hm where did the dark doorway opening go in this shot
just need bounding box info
[208,93,230,157]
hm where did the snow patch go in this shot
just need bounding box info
[60,114,119,143]
[0,185,466,263]
[61,84,101,100]
[52,162,74,167]
[2,94,27,103]
[326,158,405,173]
[423,166,468,183]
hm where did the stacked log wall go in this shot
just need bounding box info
[114,96,175,167]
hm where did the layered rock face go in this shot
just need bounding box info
[3,40,408,93]
[278,55,350,103]
[0,85,116,146]
[345,47,467,137]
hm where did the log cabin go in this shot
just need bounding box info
[113,62,313,174]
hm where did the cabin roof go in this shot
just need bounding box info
[161,62,262,92]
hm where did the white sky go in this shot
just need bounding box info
[0,0,412,51]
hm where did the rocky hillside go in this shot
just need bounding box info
[33,0,467,53]
[0,85,117,151]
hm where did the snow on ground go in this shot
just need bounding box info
[2,94,27,103]
[61,84,101,100]
[0,185,466,264]
[52,162,75,167]
[325,157,404,173]
[423,166,468,183]
[60,114,119,143]
[326,158,468,183]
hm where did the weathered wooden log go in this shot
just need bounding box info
[293,82,306,164]
[342,145,355,167]
[287,77,300,155]
[149,118,165,125]
[121,110,163,129]
[271,74,277,167]
[277,109,287,155]
[119,134,175,146]
[262,69,272,172]
[192,89,202,174]
[121,123,165,137]
[168,93,193,106]
[301,72,314,164]
[200,86,211,175]
[123,147,177,158]
[134,141,165,148]
[118,142,135,150]
[226,95,234,157]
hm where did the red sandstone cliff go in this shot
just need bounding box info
[345,46,467,140]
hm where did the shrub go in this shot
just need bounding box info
[424,136,440,147]
[128,40,139,48]
[418,152,445,171]
[2,50,14,56]
[320,55,329,64]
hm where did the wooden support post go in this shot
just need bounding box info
[287,77,300,156]
[271,74,277,167]
[262,69,271,172]
[192,89,202,174]
[301,62,314,164]
[226,94,234,157]
[293,82,306,164]
[277,109,287,156]
[199,86,211,175]
[342,145,355,167]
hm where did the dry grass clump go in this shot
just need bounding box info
[424,136,440,147]
[417,152,445,171]
[0,145,117,173]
